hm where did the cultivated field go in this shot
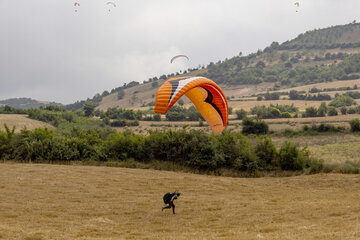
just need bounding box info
[0,163,359,240]
[0,114,54,132]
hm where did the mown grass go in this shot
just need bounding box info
[0,163,359,240]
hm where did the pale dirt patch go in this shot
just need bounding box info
[0,114,54,133]
[0,163,359,240]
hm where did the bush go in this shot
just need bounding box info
[255,136,277,170]
[165,111,187,121]
[281,112,291,118]
[304,107,318,117]
[340,107,347,115]
[327,107,338,116]
[242,118,269,135]
[317,102,328,117]
[348,108,356,114]
[235,109,247,120]
[329,95,356,108]
[111,120,126,127]
[153,114,161,121]
[349,118,360,132]
[276,141,309,170]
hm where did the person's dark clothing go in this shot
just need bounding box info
[162,192,179,214]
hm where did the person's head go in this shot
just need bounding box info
[176,192,181,196]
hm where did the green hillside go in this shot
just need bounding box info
[76,21,360,110]
[279,22,360,50]
[204,22,360,88]
[0,98,62,110]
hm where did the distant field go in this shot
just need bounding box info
[308,142,360,163]
[269,79,360,94]
[229,99,360,111]
[0,163,359,240]
[0,114,54,132]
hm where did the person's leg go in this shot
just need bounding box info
[171,202,175,214]
[162,204,171,211]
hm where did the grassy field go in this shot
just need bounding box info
[0,114,54,132]
[0,163,359,240]
[308,142,360,163]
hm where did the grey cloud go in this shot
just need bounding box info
[0,0,359,103]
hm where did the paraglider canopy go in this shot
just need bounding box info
[74,2,80,12]
[170,55,189,64]
[154,76,228,133]
[294,2,300,12]
[107,2,116,7]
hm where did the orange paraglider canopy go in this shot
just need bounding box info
[74,2,80,6]
[154,76,228,133]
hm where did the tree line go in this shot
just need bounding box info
[0,124,320,174]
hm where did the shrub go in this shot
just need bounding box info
[317,102,328,117]
[111,120,126,127]
[340,107,347,115]
[153,114,161,121]
[214,131,258,171]
[270,107,281,118]
[276,141,309,170]
[349,118,360,132]
[348,108,356,114]
[242,118,269,135]
[304,107,318,117]
[255,136,277,170]
[235,109,247,120]
[165,111,187,121]
[327,107,338,116]
[329,95,356,108]
[281,112,291,118]
[118,89,125,99]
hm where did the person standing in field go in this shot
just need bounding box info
[162,191,181,214]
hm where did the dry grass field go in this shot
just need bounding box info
[308,142,360,163]
[267,79,360,95]
[0,163,359,240]
[0,114,54,132]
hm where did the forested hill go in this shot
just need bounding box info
[0,98,62,110]
[279,22,360,50]
[204,22,360,88]
[84,21,360,110]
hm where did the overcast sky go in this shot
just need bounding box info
[1,0,360,104]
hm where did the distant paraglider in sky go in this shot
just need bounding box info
[107,2,116,11]
[170,55,189,64]
[154,76,228,133]
[294,2,299,12]
[74,2,80,12]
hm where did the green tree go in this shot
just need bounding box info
[304,107,318,117]
[151,81,159,88]
[280,52,289,62]
[317,102,328,117]
[340,107,347,115]
[327,107,338,116]
[83,103,96,117]
[349,118,360,132]
[118,89,125,100]
[329,95,356,107]
[235,109,247,120]
[242,118,269,135]
[177,99,184,106]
